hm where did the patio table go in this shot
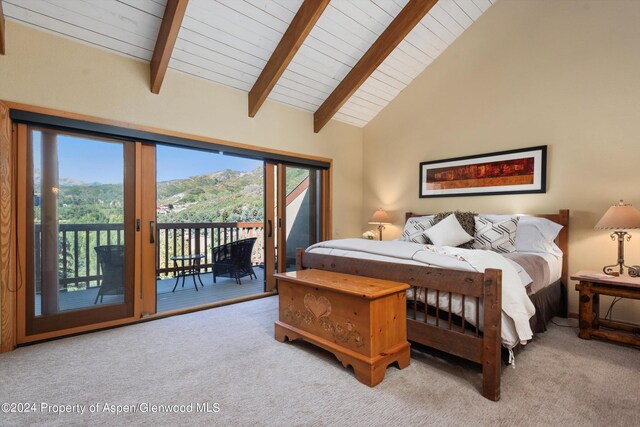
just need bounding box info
[171,254,206,292]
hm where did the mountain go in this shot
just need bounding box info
[52,165,309,224]
[34,168,104,187]
[157,167,265,223]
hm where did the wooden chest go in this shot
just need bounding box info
[274,269,410,386]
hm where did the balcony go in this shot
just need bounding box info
[33,222,266,315]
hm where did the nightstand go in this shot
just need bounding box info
[571,271,640,347]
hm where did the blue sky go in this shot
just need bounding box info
[156,145,261,182]
[33,133,262,184]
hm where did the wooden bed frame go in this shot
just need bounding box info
[296,209,569,401]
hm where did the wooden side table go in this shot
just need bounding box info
[274,269,411,387]
[571,271,640,347]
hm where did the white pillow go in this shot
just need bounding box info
[423,214,474,247]
[401,216,436,244]
[514,216,564,256]
[473,216,519,253]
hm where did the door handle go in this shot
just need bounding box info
[267,219,273,238]
[149,221,155,244]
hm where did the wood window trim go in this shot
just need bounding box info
[0,101,16,352]
[5,101,332,169]
[0,0,5,56]
[277,165,287,274]
[321,167,332,241]
[264,163,277,292]
[139,144,157,316]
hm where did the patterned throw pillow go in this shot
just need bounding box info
[401,216,437,244]
[428,211,477,249]
[473,216,519,253]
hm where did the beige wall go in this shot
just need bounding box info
[0,21,364,240]
[0,21,363,347]
[363,0,640,322]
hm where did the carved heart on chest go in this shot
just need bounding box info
[304,294,332,319]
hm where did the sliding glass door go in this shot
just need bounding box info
[23,126,136,335]
[265,162,325,287]
[150,145,267,314]
[280,166,322,272]
[15,117,331,341]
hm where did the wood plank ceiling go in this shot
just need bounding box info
[3,0,495,130]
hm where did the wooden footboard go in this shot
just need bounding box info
[296,249,502,401]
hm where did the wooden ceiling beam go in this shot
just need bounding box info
[313,0,438,132]
[248,0,330,118]
[150,0,188,94]
[0,0,6,55]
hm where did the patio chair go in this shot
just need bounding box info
[94,245,125,304]
[212,238,258,285]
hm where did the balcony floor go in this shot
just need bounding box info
[156,268,265,313]
[35,268,266,316]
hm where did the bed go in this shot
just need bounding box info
[296,209,569,401]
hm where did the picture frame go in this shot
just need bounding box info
[419,145,547,198]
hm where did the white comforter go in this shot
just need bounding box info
[306,239,536,349]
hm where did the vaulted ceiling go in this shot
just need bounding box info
[2,0,494,131]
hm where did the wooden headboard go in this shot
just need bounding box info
[405,209,570,305]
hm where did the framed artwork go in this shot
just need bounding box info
[419,145,547,198]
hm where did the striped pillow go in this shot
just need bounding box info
[401,216,436,244]
[473,216,519,253]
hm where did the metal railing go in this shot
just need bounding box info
[34,222,264,291]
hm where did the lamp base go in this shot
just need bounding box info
[603,265,640,277]
[602,231,639,275]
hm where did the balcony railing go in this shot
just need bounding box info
[156,222,264,278]
[34,222,265,291]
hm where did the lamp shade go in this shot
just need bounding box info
[594,200,640,230]
[368,209,391,224]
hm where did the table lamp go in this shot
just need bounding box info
[368,209,391,241]
[594,200,640,275]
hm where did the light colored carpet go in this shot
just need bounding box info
[0,296,638,426]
